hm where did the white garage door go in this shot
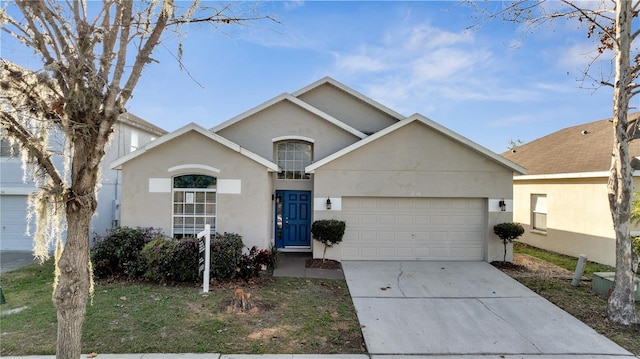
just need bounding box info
[341,197,486,260]
[0,195,33,250]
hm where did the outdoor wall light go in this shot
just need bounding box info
[499,199,506,212]
[326,197,332,210]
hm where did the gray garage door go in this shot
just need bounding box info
[0,195,33,250]
[341,197,486,260]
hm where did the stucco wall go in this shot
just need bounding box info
[119,130,273,250]
[311,121,516,262]
[296,83,399,134]
[313,122,513,198]
[513,176,640,266]
[216,100,361,163]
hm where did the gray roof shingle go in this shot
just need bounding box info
[501,113,640,175]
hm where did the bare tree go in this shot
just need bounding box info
[471,0,639,325]
[0,2,275,358]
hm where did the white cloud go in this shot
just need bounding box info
[325,18,548,114]
[399,24,474,51]
[333,51,389,73]
[556,41,605,70]
[283,1,305,11]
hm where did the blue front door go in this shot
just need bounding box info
[275,190,311,248]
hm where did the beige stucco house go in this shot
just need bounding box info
[502,114,640,266]
[112,77,524,262]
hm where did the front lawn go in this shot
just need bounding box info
[0,259,365,355]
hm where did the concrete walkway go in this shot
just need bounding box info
[273,252,344,279]
[342,260,635,358]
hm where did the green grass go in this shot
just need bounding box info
[510,242,639,356]
[514,242,614,278]
[1,260,364,355]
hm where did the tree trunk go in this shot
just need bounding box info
[607,0,639,326]
[53,140,98,359]
[503,241,507,264]
[53,205,92,359]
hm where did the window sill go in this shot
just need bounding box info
[530,229,547,236]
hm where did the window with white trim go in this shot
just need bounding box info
[130,130,139,153]
[172,174,216,239]
[276,141,312,180]
[532,194,547,232]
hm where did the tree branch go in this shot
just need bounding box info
[116,0,172,107]
[0,111,64,188]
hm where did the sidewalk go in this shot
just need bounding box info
[2,355,369,359]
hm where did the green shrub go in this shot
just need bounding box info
[91,226,164,279]
[169,238,201,282]
[311,219,346,262]
[141,237,177,283]
[235,246,278,279]
[493,222,524,264]
[210,232,244,281]
[94,229,269,283]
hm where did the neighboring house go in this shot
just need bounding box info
[0,113,167,250]
[501,114,640,266]
[112,77,525,262]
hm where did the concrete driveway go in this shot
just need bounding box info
[0,251,37,274]
[342,261,634,358]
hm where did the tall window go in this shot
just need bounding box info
[130,130,139,153]
[532,194,547,232]
[172,174,216,239]
[276,141,312,180]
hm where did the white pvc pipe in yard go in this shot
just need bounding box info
[571,254,588,287]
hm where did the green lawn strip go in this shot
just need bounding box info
[1,262,364,355]
[516,276,640,355]
[514,242,614,278]
[512,243,639,356]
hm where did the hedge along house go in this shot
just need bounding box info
[112,77,525,262]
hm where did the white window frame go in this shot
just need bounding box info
[275,140,312,180]
[532,194,547,232]
[172,175,217,239]
[130,130,139,153]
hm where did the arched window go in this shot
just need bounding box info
[276,141,312,180]
[172,174,216,239]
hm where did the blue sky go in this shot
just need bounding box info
[2,1,634,153]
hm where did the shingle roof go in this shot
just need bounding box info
[501,113,640,175]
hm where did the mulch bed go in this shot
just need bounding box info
[305,258,342,270]
[494,253,577,279]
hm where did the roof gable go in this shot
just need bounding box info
[110,123,278,171]
[292,76,404,125]
[307,113,525,174]
[501,113,640,175]
[211,93,367,139]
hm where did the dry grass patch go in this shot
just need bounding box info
[495,249,640,356]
